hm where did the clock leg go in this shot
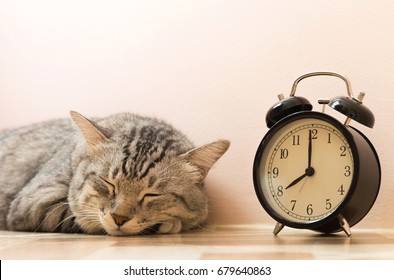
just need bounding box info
[273,222,285,235]
[338,215,352,237]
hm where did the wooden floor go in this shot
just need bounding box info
[1,224,394,260]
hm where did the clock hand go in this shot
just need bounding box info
[308,129,312,168]
[285,167,315,190]
[298,176,309,193]
[285,172,308,189]
[286,130,315,190]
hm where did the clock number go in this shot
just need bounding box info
[306,204,313,215]
[344,166,351,177]
[290,200,297,211]
[277,186,284,197]
[272,167,279,178]
[328,133,332,144]
[338,184,345,195]
[309,129,318,139]
[325,199,332,210]
[292,135,300,145]
[280,148,289,159]
[340,146,347,156]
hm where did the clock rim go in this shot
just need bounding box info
[253,111,360,230]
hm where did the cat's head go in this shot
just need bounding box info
[68,111,230,235]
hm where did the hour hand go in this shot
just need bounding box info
[285,167,314,190]
[285,172,308,190]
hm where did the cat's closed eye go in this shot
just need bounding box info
[139,194,164,210]
[140,193,161,204]
[99,176,117,198]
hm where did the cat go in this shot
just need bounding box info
[0,111,229,235]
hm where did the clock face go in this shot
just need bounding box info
[254,113,355,226]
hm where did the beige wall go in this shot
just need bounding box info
[1,0,393,229]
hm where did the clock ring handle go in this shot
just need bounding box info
[290,71,354,99]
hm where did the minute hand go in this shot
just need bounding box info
[285,130,315,190]
[308,129,312,168]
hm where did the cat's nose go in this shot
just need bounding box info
[111,212,130,227]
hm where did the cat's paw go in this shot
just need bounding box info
[158,220,182,234]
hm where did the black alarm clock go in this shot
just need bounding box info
[253,72,381,236]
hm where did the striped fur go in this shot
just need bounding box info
[0,112,229,235]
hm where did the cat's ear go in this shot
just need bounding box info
[180,139,230,178]
[70,111,111,155]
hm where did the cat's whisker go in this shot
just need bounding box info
[53,213,75,230]
[33,202,70,232]
[77,215,104,234]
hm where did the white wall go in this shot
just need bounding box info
[1,0,394,229]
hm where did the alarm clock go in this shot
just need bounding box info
[253,72,381,236]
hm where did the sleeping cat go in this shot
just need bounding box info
[0,111,229,235]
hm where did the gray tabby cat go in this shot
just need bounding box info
[0,111,229,235]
